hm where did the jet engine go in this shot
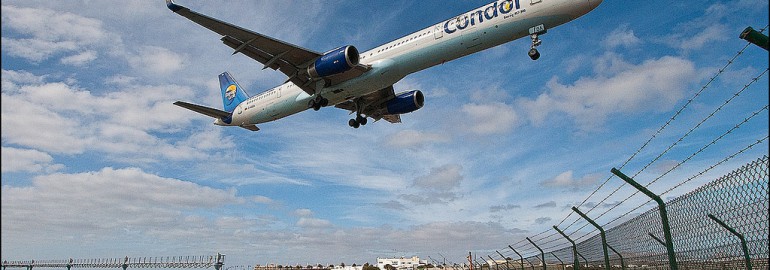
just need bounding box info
[307,45,360,78]
[385,90,424,115]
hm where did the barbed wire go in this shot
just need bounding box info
[555,28,765,230]
[487,24,769,264]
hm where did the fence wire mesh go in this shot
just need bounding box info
[525,155,769,270]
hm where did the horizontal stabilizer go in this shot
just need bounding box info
[174,101,230,119]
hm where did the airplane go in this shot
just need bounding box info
[167,0,602,131]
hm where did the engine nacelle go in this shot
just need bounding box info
[385,90,425,115]
[307,45,359,78]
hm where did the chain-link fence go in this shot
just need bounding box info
[512,155,770,270]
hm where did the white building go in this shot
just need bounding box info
[376,257,428,270]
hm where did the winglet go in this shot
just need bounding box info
[165,0,184,12]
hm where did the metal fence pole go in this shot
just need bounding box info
[553,226,580,270]
[487,256,499,270]
[648,233,666,246]
[495,251,510,270]
[549,253,564,270]
[507,246,525,270]
[553,225,580,270]
[606,245,625,270]
[611,168,679,270]
[525,238,546,270]
[708,214,753,270]
[577,253,588,268]
[571,207,610,270]
[740,26,769,50]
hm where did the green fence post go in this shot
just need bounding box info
[611,168,679,270]
[66,259,72,270]
[507,246,526,270]
[495,251,511,270]
[525,238,546,270]
[577,253,588,268]
[553,226,580,270]
[648,233,665,246]
[606,245,625,270]
[708,214,753,270]
[487,256,499,270]
[550,253,564,270]
[572,207,611,270]
[740,26,769,51]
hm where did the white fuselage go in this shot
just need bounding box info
[221,0,601,127]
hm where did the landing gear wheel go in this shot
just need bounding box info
[528,48,540,60]
[309,96,328,111]
[348,119,361,128]
[357,115,368,126]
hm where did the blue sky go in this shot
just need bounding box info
[2,0,768,267]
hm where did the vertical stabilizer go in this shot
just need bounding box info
[218,72,249,113]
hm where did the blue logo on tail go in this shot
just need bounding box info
[218,72,249,113]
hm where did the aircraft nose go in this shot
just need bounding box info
[588,0,603,10]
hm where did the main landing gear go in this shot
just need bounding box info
[348,114,367,129]
[347,98,368,129]
[528,24,547,61]
[308,95,329,111]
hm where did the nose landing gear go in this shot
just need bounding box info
[527,24,547,61]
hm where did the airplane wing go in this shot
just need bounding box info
[334,86,402,124]
[165,0,368,95]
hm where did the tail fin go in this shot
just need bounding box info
[218,72,249,113]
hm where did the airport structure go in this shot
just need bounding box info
[376,257,428,270]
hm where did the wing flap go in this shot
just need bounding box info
[334,86,403,124]
[382,115,402,124]
[240,124,260,131]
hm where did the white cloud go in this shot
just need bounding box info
[385,129,449,148]
[297,217,333,228]
[252,196,275,205]
[413,164,463,191]
[534,201,557,209]
[517,55,695,130]
[603,24,641,49]
[60,50,98,66]
[0,70,214,160]
[127,46,186,76]
[1,69,45,89]
[1,167,246,237]
[489,204,521,213]
[677,24,729,51]
[294,209,314,217]
[540,170,601,190]
[461,102,519,135]
[0,147,63,173]
[1,5,111,62]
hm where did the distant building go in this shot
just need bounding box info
[376,257,428,270]
[331,265,363,270]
